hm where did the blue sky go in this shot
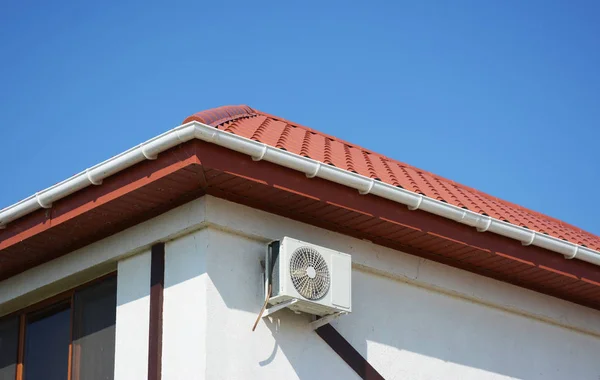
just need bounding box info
[1,1,598,234]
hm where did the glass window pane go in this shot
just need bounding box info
[72,276,117,380]
[0,317,19,380]
[24,303,71,380]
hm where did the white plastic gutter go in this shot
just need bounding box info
[2,121,600,268]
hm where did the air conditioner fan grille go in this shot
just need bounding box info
[289,246,330,300]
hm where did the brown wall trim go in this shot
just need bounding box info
[315,323,385,380]
[148,243,165,380]
[67,293,75,380]
[16,314,25,380]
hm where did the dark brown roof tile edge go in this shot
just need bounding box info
[182,105,256,127]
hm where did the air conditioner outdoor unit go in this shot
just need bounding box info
[265,237,352,317]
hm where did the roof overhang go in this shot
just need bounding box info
[1,125,600,310]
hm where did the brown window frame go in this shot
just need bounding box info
[1,273,116,380]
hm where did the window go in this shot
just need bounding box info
[0,317,18,380]
[24,303,71,380]
[72,276,117,380]
[0,275,117,380]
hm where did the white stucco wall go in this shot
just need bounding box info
[159,197,600,380]
[114,251,151,380]
[162,230,208,379]
[3,195,600,379]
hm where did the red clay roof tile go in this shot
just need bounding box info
[184,105,600,251]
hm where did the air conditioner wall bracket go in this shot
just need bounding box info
[262,299,299,318]
[309,312,348,330]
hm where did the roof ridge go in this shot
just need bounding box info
[183,105,256,127]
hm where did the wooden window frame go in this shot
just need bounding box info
[0,272,117,380]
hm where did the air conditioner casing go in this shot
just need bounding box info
[266,237,352,316]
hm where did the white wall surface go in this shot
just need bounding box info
[114,251,151,380]
[339,270,600,379]
[175,197,600,380]
[162,230,208,379]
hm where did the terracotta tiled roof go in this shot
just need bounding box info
[184,105,600,251]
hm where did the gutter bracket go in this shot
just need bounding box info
[262,299,299,318]
[522,232,536,246]
[565,244,579,260]
[476,216,492,232]
[141,144,157,160]
[252,145,268,162]
[35,192,52,209]
[306,163,321,178]
[175,128,186,142]
[85,168,103,185]
[407,195,423,211]
[359,179,375,195]
[310,312,348,330]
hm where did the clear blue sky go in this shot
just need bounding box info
[1,1,598,234]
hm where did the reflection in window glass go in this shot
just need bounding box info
[0,317,19,380]
[24,304,70,380]
[72,276,117,380]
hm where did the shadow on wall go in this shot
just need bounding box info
[260,311,360,379]
[332,271,600,380]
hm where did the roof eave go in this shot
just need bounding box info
[3,119,598,269]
